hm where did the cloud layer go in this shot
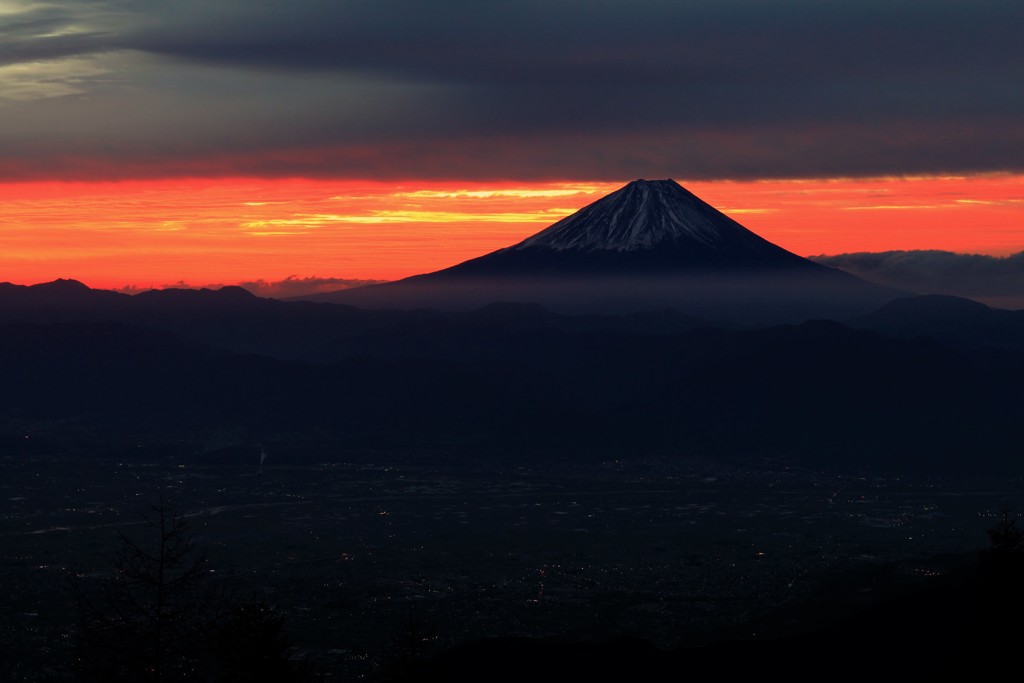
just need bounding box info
[2,0,1022,180]
[117,276,387,299]
[813,251,1024,309]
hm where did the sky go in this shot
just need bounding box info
[1,0,1023,291]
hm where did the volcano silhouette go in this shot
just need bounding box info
[308,179,899,322]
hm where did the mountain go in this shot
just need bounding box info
[3,316,1023,472]
[305,179,899,322]
[0,279,715,362]
[0,278,126,308]
[445,178,813,273]
[848,294,1024,351]
[1,281,1023,471]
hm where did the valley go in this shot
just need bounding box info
[1,454,1010,678]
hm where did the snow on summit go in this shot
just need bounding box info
[515,179,780,254]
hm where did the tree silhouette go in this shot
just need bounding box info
[73,498,225,682]
[986,504,1024,555]
[970,503,1024,655]
[980,503,1024,589]
[215,594,316,682]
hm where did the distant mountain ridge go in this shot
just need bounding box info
[2,311,1022,472]
[3,277,1024,470]
[848,294,1024,351]
[0,279,715,362]
[0,278,125,306]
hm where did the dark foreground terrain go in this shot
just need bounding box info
[2,453,1019,679]
[3,282,1024,679]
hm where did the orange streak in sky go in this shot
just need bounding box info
[0,175,1021,289]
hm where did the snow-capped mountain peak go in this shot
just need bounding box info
[514,178,776,254]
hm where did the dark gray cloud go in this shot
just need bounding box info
[813,251,1024,309]
[1,0,1022,180]
[0,2,119,65]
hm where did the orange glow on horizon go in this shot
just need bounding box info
[1,175,1022,290]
